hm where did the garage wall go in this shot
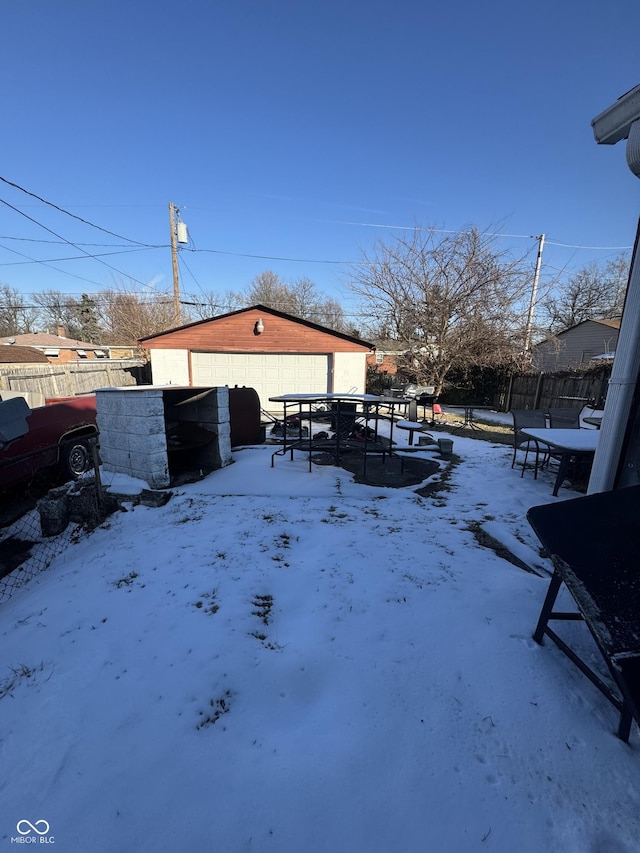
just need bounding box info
[142,308,373,409]
[332,352,366,394]
[150,349,190,385]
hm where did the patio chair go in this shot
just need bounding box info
[510,409,549,477]
[548,407,581,429]
[529,485,640,741]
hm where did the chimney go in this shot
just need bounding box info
[57,326,66,338]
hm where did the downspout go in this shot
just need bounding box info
[588,220,640,493]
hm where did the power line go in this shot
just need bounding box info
[185,247,352,264]
[0,176,163,247]
[3,233,630,271]
[545,239,633,250]
[0,241,111,288]
[0,176,633,294]
[0,177,632,266]
[0,291,369,320]
[0,247,157,266]
[0,224,352,265]
[0,293,175,310]
[0,234,170,249]
[315,219,634,251]
[0,196,154,288]
[177,252,203,290]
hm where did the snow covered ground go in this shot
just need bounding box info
[1,423,639,852]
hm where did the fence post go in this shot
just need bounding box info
[533,372,544,410]
[504,374,514,412]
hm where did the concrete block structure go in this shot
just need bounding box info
[96,386,231,489]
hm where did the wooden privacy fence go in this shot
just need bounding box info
[0,359,149,399]
[495,366,612,412]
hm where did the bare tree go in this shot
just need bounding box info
[183,288,242,321]
[0,284,37,336]
[243,271,348,330]
[244,271,291,310]
[542,253,629,334]
[30,290,103,341]
[347,226,530,395]
[97,283,176,343]
[182,271,352,331]
[31,289,84,338]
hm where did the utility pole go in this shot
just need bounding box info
[169,202,181,326]
[524,233,545,351]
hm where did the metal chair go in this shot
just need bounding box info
[548,407,581,429]
[510,409,549,477]
[547,407,594,488]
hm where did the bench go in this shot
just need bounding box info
[528,485,640,742]
[396,420,434,446]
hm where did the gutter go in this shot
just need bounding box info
[588,219,640,493]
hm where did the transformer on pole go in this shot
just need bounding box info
[168,202,188,327]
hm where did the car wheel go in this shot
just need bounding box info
[61,440,93,479]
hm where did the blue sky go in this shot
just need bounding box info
[1,0,639,322]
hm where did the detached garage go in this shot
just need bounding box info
[139,305,374,412]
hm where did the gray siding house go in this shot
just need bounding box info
[533,318,620,372]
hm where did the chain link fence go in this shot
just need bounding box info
[0,447,112,603]
[0,507,85,602]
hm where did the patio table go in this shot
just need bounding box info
[521,427,599,496]
[268,393,410,474]
[448,405,492,431]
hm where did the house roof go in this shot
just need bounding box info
[594,318,621,330]
[0,332,102,350]
[0,345,50,364]
[369,339,407,353]
[138,304,375,349]
[533,318,622,352]
[552,317,621,339]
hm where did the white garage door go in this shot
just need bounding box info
[191,352,331,409]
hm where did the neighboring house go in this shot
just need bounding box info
[0,332,111,364]
[139,305,374,410]
[107,345,137,359]
[0,345,50,365]
[532,318,621,372]
[0,347,55,406]
[366,342,406,377]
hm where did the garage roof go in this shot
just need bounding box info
[139,304,374,349]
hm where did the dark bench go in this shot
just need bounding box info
[528,485,640,742]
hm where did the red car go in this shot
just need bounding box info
[0,395,98,491]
